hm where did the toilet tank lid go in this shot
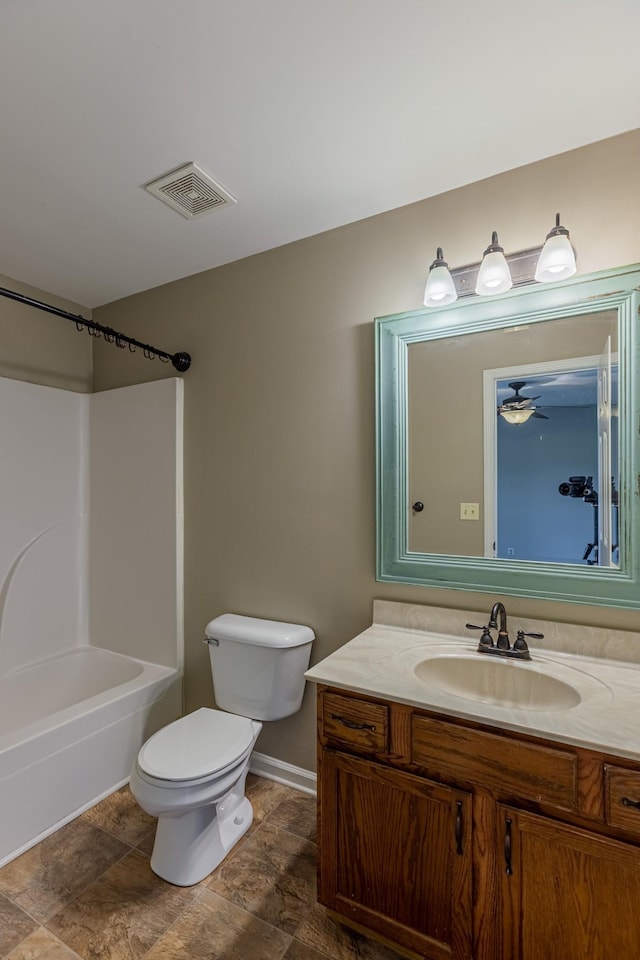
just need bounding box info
[205,613,314,648]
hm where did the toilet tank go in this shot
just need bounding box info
[204,614,314,721]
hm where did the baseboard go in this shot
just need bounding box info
[249,751,317,796]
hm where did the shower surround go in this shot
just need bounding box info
[0,376,183,865]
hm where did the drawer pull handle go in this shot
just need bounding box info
[504,817,513,876]
[455,801,463,855]
[330,713,376,732]
[621,797,640,810]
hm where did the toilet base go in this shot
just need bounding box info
[150,773,253,886]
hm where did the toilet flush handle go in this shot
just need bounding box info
[203,637,219,646]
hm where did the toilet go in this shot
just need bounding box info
[129,613,314,886]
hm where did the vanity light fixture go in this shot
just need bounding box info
[423,248,458,307]
[475,232,513,296]
[423,214,577,307]
[534,212,577,282]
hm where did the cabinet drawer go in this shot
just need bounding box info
[605,765,640,837]
[321,692,388,754]
[412,715,577,811]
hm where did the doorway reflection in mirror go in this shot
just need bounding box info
[491,364,618,567]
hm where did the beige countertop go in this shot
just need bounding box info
[305,601,640,763]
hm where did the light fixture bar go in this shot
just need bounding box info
[450,246,543,299]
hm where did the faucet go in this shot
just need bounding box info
[489,602,510,650]
[466,602,543,661]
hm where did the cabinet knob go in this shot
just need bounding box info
[622,797,640,811]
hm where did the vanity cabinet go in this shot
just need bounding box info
[316,685,640,960]
[321,750,473,959]
[500,806,640,959]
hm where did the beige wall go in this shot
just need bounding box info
[0,274,92,391]
[92,130,640,772]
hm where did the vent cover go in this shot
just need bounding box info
[144,162,237,218]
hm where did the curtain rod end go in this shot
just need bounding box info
[171,352,191,372]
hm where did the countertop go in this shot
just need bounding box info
[305,617,640,763]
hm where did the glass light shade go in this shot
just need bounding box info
[475,251,513,296]
[424,264,457,307]
[535,234,577,282]
[500,408,535,425]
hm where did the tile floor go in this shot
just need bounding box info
[0,775,405,960]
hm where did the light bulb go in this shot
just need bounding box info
[475,232,513,296]
[535,213,577,282]
[424,248,457,307]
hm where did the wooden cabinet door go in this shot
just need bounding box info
[319,750,473,960]
[500,805,640,959]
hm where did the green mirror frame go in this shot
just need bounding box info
[376,263,640,608]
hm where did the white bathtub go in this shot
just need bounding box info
[0,646,180,866]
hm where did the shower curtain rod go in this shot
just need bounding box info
[0,286,191,372]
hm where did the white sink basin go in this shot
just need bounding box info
[414,655,582,711]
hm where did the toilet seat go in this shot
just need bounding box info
[137,707,256,784]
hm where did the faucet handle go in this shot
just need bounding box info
[513,630,544,656]
[466,623,494,648]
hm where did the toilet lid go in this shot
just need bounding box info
[137,708,256,782]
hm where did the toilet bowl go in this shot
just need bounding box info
[130,707,262,886]
[130,614,313,886]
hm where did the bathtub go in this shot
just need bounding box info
[0,646,180,866]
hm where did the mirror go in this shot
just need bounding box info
[408,310,618,564]
[376,264,640,608]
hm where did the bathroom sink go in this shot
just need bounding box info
[413,655,582,711]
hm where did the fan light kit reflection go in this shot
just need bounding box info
[424,214,576,307]
[499,407,535,425]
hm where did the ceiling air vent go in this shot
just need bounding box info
[144,162,237,219]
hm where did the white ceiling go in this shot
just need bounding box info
[1,0,638,308]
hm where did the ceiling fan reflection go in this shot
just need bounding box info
[497,381,549,424]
